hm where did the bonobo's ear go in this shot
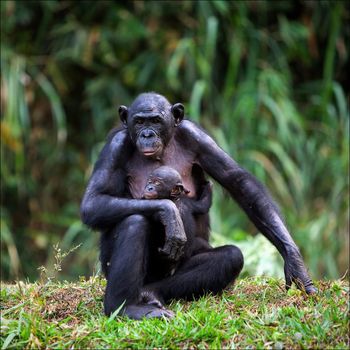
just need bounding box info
[171,103,184,126]
[118,105,128,127]
[171,184,190,198]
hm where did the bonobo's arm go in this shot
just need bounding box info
[80,129,186,261]
[180,121,316,294]
[183,181,213,215]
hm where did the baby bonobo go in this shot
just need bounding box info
[139,166,213,309]
[142,166,213,261]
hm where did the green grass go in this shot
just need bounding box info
[1,277,348,349]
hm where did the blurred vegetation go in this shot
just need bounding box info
[1,0,349,282]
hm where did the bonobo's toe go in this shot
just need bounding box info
[145,307,175,319]
[124,304,174,320]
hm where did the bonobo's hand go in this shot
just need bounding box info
[205,180,214,191]
[201,180,213,196]
[156,200,187,261]
[284,247,317,294]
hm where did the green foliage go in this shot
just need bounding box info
[1,1,349,280]
[1,277,349,348]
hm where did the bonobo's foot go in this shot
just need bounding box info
[122,289,174,320]
[124,304,174,320]
[139,289,165,308]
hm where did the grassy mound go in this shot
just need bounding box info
[1,277,348,349]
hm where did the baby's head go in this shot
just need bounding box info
[142,166,190,200]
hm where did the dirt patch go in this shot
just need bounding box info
[42,285,102,323]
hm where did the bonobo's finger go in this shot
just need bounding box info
[159,241,184,261]
[295,277,318,295]
[158,245,177,260]
[173,245,184,261]
[284,265,292,291]
[164,235,186,250]
[305,284,318,295]
[284,249,316,295]
[168,244,182,261]
[167,244,176,260]
[170,229,187,243]
[292,277,305,291]
[284,261,318,295]
[158,246,171,257]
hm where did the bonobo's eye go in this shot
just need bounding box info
[148,178,161,186]
[135,119,144,125]
[153,116,162,124]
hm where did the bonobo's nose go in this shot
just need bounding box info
[141,129,156,138]
[146,185,154,191]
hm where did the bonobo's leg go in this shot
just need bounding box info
[103,214,174,319]
[103,215,149,315]
[100,230,115,278]
[142,245,244,303]
[192,237,212,255]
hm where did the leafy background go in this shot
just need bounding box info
[1,0,349,282]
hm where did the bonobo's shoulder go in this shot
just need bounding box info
[177,120,203,141]
[98,128,133,165]
[107,127,127,143]
[177,119,215,148]
[106,127,130,149]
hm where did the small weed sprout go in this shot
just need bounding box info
[38,243,82,283]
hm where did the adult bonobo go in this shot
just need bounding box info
[81,92,316,319]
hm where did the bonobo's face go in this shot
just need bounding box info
[118,93,184,159]
[142,166,190,200]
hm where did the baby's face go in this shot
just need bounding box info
[142,175,186,200]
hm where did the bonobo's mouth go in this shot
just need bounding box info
[142,192,157,199]
[143,150,157,156]
[136,138,162,158]
[141,147,161,157]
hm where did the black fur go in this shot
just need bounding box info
[81,92,316,320]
